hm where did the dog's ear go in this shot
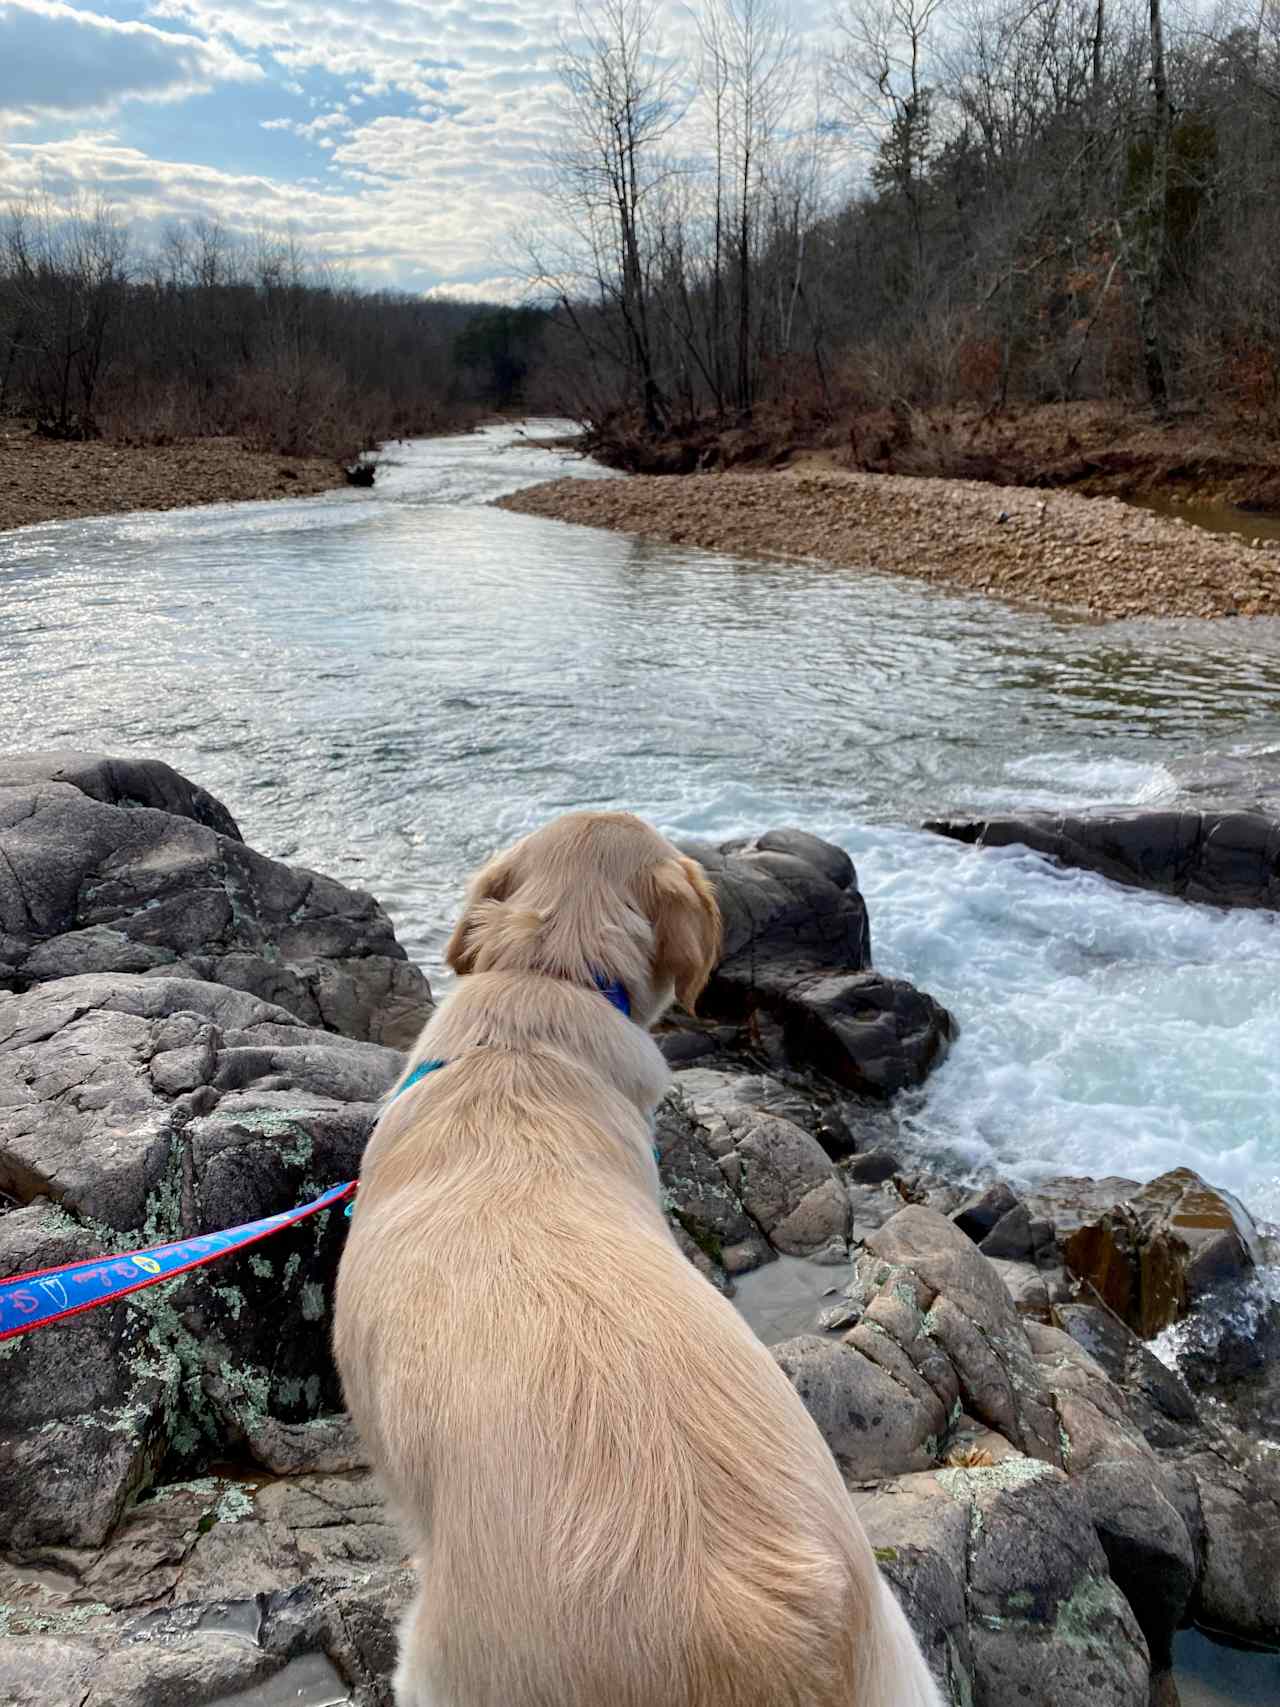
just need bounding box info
[444,844,523,976]
[644,856,722,1014]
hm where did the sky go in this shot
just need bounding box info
[0,0,834,300]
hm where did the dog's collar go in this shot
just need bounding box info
[592,968,632,1018]
[390,970,631,1106]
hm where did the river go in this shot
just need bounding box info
[3,422,1279,1222]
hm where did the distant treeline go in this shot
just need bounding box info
[0,201,554,461]
[528,0,1280,446]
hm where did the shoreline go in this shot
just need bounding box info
[0,427,347,533]
[496,467,1280,621]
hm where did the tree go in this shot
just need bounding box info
[541,0,685,431]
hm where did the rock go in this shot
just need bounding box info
[0,752,432,1046]
[845,1148,902,1184]
[0,973,396,1549]
[679,834,954,1096]
[978,1201,1035,1261]
[860,1207,1063,1464]
[772,1335,942,1477]
[1052,1301,1200,1449]
[654,1085,770,1275]
[851,1476,973,1701]
[986,1257,1052,1321]
[1184,1440,1280,1646]
[774,971,954,1097]
[751,828,856,891]
[669,1070,848,1257]
[925,807,1280,911]
[0,1468,412,1707]
[0,751,242,838]
[681,832,872,988]
[854,1461,1150,1706]
[1027,1321,1198,1676]
[1061,1167,1262,1337]
[952,1180,1020,1243]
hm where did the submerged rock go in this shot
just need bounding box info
[925,806,1280,911]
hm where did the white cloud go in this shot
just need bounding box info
[0,0,262,118]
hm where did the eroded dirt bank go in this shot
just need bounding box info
[0,428,346,533]
[497,466,1280,620]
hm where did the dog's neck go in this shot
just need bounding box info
[405,967,672,1120]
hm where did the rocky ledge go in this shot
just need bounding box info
[927,807,1280,911]
[1,756,1276,1707]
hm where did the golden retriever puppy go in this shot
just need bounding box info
[333,811,942,1707]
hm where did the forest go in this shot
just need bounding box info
[3,0,1279,474]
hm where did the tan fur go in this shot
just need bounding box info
[333,812,942,1707]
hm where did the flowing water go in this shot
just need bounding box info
[3,422,1280,1222]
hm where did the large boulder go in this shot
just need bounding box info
[925,807,1280,911]
[0,752,432,1047]
[853,1461,1150,1707]
[679,831,954,1095]
[0,973,397,1549]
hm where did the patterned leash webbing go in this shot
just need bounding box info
[0,1180,357,1344]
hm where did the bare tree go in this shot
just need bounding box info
[540,0,686,430]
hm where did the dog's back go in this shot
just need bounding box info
[337,1048,905,1707]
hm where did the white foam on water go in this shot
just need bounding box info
[1001,752,1180,807]
[665,795,1280,1226]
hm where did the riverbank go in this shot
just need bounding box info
[497,466,1280,620]
[0,425,347,532]
[1,755,1277,1707]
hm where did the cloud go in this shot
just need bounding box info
[0,1,262,118]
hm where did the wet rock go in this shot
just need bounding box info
[772,1335,942,1477]
[0,973,396,1548]
[0,753,432,1046]
[1060,1167,1262,1338]
[1052,1301,1201,1450]
[680,833,954,1096]
[775,971,954,1097]
[855,1461,1150,1707]
[926,807,1280,911]
[844,1148,902,1184]
[681,831,872,987]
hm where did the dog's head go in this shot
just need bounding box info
[444,812,721,1020]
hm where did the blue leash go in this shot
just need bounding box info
[0,974,655,1340]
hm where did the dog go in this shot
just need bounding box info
[333,811,942,1707]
